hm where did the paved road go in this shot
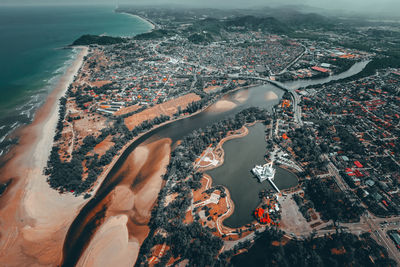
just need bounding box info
[223,227,266,251]
[237,77,303,126]
[274,45,307,76]
[325,158,400,264]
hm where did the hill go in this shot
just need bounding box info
[72,35,126,46]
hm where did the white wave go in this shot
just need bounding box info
[53,64,67,75]
[0,125,5,130]
[0,122,21,144]
[10,122,18,129]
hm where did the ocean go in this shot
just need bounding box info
[0,5,151,157]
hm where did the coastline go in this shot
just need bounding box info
[0,46,89,265]
[0,56,258,265]
[119,12,157,31]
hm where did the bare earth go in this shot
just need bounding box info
[114,104,141,116]
[204,85,222,93]
[278,193,312,236]
[124,93,200,131]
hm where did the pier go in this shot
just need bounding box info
[267,176,280,193]
[252,162,281,193]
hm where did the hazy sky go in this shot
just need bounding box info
[1,0,399,17]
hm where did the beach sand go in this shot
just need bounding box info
[208,100,237,113]
[0,46,89,266]
[265,91,278,101]
[76,215,140,267]
[233,90,249,103]
[121,12,156,31]
[77,138,171,267]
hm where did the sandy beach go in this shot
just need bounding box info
[265,91,278,101]
[120,12,157,31]
[233,90,249,103]
[207,99,237,113]
[0,46,89,266]
[0,46,260,266]
[77,138,171,267]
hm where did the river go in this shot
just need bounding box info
[284,60,370,89]
[61,60,370,265]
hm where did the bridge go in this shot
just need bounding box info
[235,76,303,126]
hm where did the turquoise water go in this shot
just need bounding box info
[0,5,151,156]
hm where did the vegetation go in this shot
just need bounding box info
[45,106,171,194]
[72,34,126,46]
[226,16,290,34]
[230,229,396,266]
[188,33,213,44]
[286,126,327,174]
[134,29,174,40]
[136,107,271,265]
[305,177,364,223]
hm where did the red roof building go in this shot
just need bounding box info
[312,66,330,73]
[354,161,363,168]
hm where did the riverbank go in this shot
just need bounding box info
[88,83,259,194]
[195,125,266,240]
[197,126,248,172]
[0,46,88,265]
[76,138,171,267]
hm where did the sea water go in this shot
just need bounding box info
[0,5,151,157]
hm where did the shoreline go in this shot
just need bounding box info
[119,12,157,31]
[0,46,89,265]
[198,126,249,172]
[197,125,261,238]
[86,83,259,199]
[0,63,259,265]
[0,47,85,164]
[76,138,172,267]
[197,121,300,234]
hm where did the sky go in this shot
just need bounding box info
[1,0,399,17]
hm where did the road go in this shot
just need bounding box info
[326,157,400,264]
[223,227,266,251]
[237,76,303,126]
[274,45,307,76]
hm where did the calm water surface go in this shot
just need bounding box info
[207,123,298,227]
[0,5,151,156]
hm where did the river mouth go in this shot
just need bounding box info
[206,123,298,228]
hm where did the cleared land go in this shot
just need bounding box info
[124,93,200,131]
[278,193,312,236]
